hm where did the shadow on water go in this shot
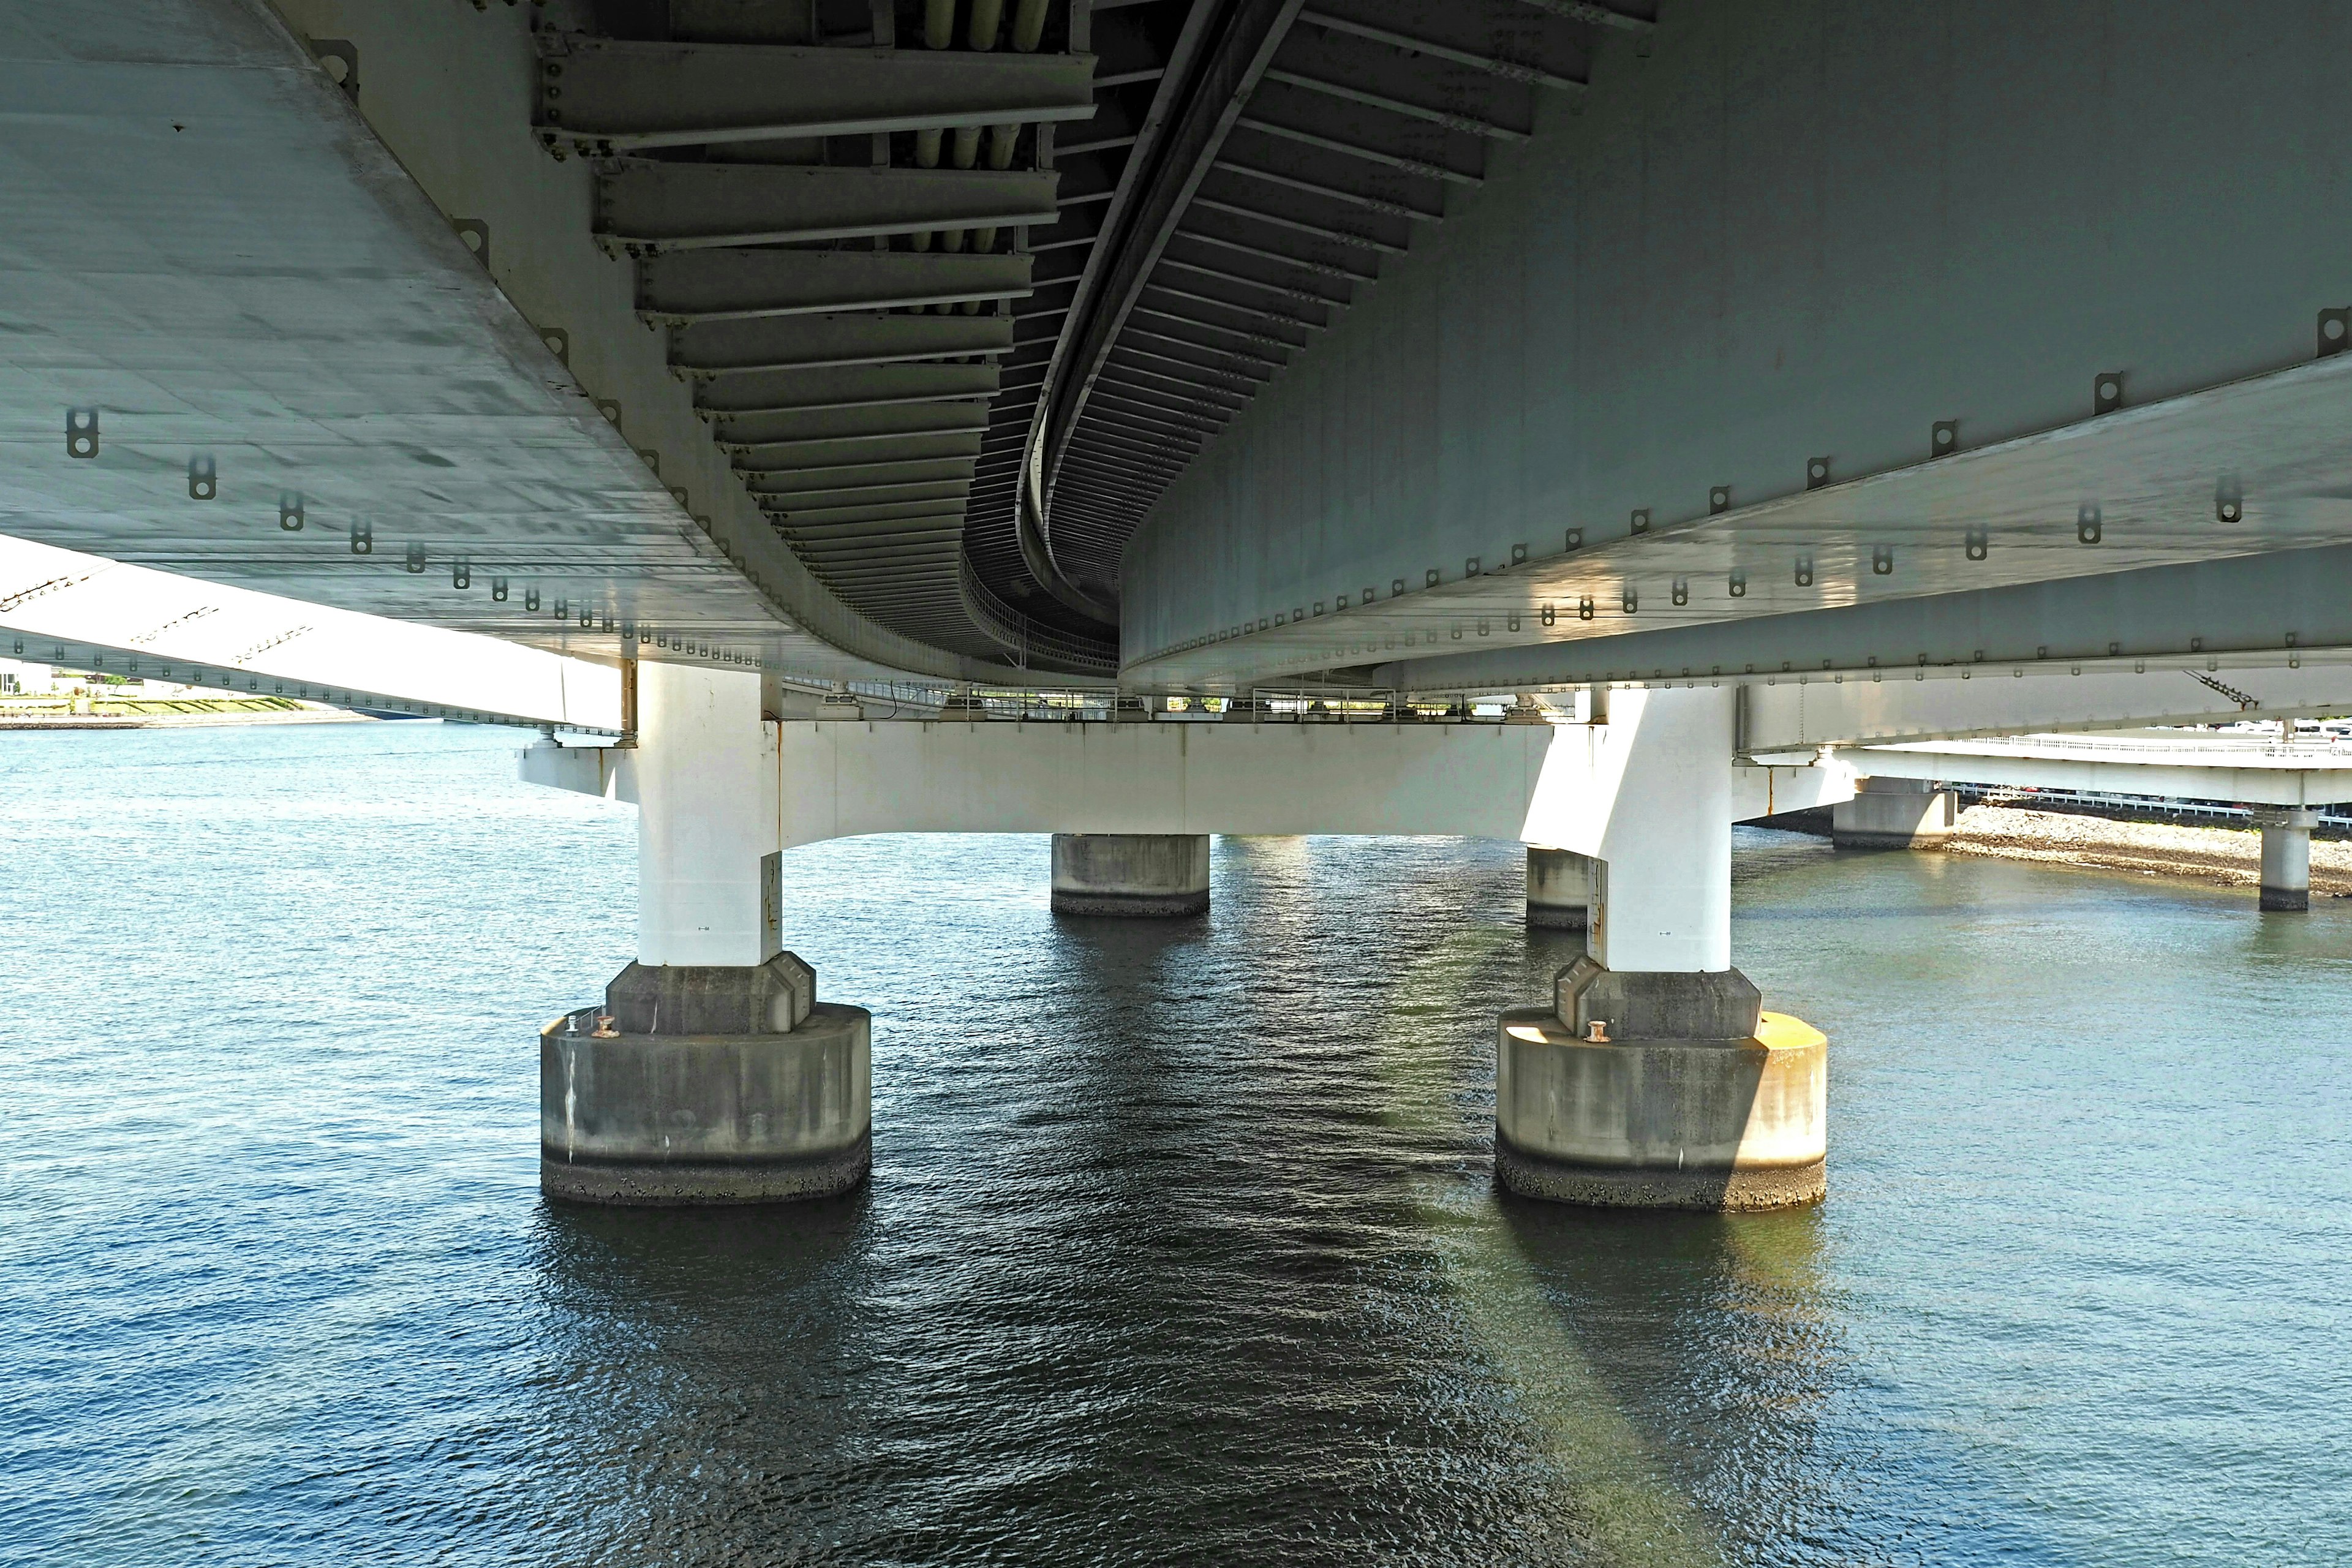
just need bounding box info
[526,1191,877,1566]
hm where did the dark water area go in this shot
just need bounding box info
[3,720,2346,1566]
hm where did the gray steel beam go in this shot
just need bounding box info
[1237,81,1486,183]
[1107,342,1267,390]
[711,402,995,448]
[1171,220,1376,283]
[1058,451,1187,489]
[774,504,972,532]
[1259,66,1526,140]
[639,249,1034,323]
[1159,245,1351,307]
[1071,423,1205,461]
[1126,313,1291,368]
[750,478,973,508]
[1267,27,1534,140]
[818,568,960,587]
[1139,278,1321,341]
[1516,0,1654,32]
[1095,361,1251,409]
[729,430,987,468]
[1089,383,1234,430]
[1184,194,1400,267]
[679,312,1014,374]
[1087,391,1229,437]
[1295,9,1586,92]
[693,363,1001,415]
[536,35,1098,153]
[1211,153,1442,225]
[598,162,1059,251]
[1058,442,1189,480]
[738,456,979,487]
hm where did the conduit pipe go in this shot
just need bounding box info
[1011,0,1049,51]
[910,0,959,252]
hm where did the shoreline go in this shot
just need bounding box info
[0,703,377,731]
[1762,803,2352,897]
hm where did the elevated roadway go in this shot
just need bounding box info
[17,1,2352,1213]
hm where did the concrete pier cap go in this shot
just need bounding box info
[1051,832,1210,916]
[1495,959,1827,1211]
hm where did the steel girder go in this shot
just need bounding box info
[535,36,1098,153]
[597,164,1060,251]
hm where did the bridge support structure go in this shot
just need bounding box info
[2257,809,2317,913]
[1498,688,1828,1211]
[1834,777,1957,851]
[541,662,870,1205]
[1525,847,1594,931]
[1050,833,1210,918]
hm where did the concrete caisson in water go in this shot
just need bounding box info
[1050,832,1210,916]
[1494,958,1826,1210]
[541,953,870,1204]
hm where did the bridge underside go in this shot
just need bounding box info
[7,2,2351,701]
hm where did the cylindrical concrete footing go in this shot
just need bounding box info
[1526,846,1593,930]
[2258,810,2315,911]
[541,962,871,1205]
[1834,777,1956,850]
[1051,832,1210,916]
[1494,962,1826,1211]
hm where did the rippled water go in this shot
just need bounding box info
[3,720,2346,1566]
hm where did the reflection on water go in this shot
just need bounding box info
[4,722,2348,1566]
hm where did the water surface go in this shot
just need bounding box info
[2,721,2345,1565]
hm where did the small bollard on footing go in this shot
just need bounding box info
[2255,807,2317,911]
[540,953,871,1205]
[1494,958,1826,1211]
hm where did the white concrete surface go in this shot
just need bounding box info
[0,532,619,729]
[635,663,779,967]
[1811,729,2352,807]
[522,710,1856,857]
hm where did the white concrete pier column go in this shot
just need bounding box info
[1499,686,1826,1210]
[1833,776,1956,850]
[1525,846,1593,930]
[541,662,870,1205]
[1586,685,1736,974]
[2257,808,2316,911]
[636,661,775,966]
